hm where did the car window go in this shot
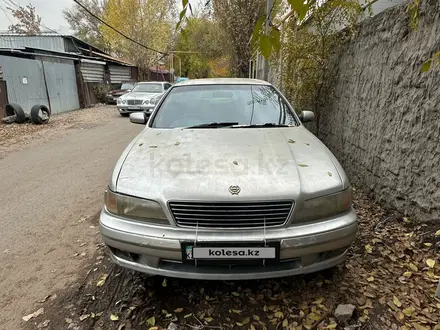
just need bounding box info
[132,83,162,93]
[121,83,134,90]
[151,84,298,128]
[164,83,172,91]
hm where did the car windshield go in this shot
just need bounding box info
[121,83,134,90]
[132,83,163,93]
[151,84,298,128]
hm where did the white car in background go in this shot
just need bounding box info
[116,81,172,117]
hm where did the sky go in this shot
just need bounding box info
[0,0,72,34]
[0,0,203,35]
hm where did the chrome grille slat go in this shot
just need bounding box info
[127,99,143,105]
[169,201,293,228]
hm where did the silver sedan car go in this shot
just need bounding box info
[100,78,357,280]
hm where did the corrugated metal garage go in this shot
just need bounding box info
[0,55,80,115]
[109,65,131,83]
[80,59,106,82]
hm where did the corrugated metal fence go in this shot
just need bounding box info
[0,55,80,115]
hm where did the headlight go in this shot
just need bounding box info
[150,97,159,105]
[117,98,122,105]
[105,189,169,225]
[294,187,352,222]
[143,99,150,105]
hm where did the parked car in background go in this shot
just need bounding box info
[100,78,358,280]
[116,81,172,117]
[105,82,135,105]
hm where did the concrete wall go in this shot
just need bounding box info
[317,0,440,221]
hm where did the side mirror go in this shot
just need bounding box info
[126,89,132,93]
[130,112,147,125]
[299,110,315,123]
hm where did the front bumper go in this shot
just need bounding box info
[117,105,155,114]
[100,208,357,280]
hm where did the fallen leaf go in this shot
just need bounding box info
[408,263,418,272]
[184,313,193,319]
[204,317,213,322]
[236,322,243,326]
[242,317,250,325]
[38,295,52,303]
[435,230,440,236]
[313,297,324,304]
[162,309,169,315]
[162,278,167,287]
[230,309,242,314]
[403,271,412,278]
[146,316,155,326]
[387,301,399,312]
[274,311,284,319]
[424,243,432,247]
[282,319,289,327]
[79,314,90,321]
[298,164,309,167]
[288,139,296,143]
[149,145,157,148]
[110,314,119,321]
[96,274,108,287]
[148,328,158,330]
[174,308,184,313]
[253,315,260,321]
[365,244,373,253]
[327,172,332,177]
[174,142,180,146]
[232,291,240,297]
[327,321,337,329]
[250,325,257,330]
[403,307,415,317]
[22,308,45,322]
[393,296,402,308]
[367,276,374,282]
[426,259,436,268]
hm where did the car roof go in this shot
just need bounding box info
[137,81,165,84]
[174,78,271,86]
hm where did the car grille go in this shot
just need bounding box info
[127,99,143,105]
[169,201,293,228]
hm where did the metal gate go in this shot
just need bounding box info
[42,60,80,115]
[0,55,48,113]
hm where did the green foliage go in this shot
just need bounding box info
[63,0,110,52]
[175,17,228,78]
[93,83,111,102]
[408,0,420,31]
[275,0,362,131]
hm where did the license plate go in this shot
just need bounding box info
[182,242,280,265]
[191,247,275,259]
[129,107,141,110]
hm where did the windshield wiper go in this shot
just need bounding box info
[232,123,290,128]
[185,122,239,129]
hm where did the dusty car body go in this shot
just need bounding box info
[100,78,357,280]
[116,81,172,117]
[105,82,135,104]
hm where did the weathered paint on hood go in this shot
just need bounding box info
[115,127,349,203]
[120,92,162,100]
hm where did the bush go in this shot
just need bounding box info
[93,84,111,103]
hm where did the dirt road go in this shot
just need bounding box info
[0,107,142,329]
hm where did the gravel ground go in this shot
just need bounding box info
[22,190,440,330]
[0,105,117,159]
[0,105,143,329]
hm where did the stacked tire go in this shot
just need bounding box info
[30,105,51,124]
[1,103,51,125]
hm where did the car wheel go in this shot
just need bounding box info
[120,113,129,117]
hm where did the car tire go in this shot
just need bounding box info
[120,113,129,117]
[30,105,51,124]
[5,103,26,123]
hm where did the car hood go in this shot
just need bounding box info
[111,89,129,95]
[120,92,162,100]
[115,127,348,203]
